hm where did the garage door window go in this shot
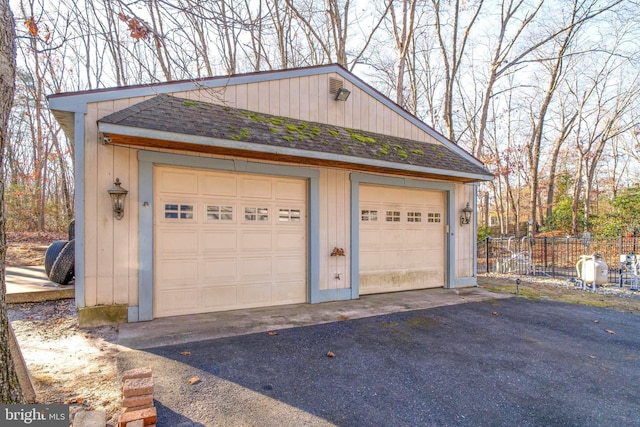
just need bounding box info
[279,208,301,223]
[407,211,422,222]
[361,210,378,222]
[207,205,233,221]
[244,207,269,222]
[385,211,401,222]
[428,212,441,223]
[164,203,194,220]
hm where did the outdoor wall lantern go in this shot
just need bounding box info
[334,87,351,101]
[108,178,128,220]
[460,202,473,226]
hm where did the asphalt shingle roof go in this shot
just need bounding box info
[99,94,491,179]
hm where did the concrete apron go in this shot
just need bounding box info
[118,287,512,349]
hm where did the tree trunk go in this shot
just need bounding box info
[0,0,24,403]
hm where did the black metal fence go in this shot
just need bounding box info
[478,235,640,285]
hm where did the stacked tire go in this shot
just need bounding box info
[45,220,75,285]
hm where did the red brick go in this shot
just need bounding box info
[124,403,154,413]
[117,407,156,427]
[125,420,143,427]
[122,368,152,381]
[122,393,153,408]
[122,377,154,397]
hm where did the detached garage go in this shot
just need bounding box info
[48,64,493,325]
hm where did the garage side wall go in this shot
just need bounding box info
[84,98,152,308]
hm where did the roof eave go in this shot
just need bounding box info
[98,122,494,182]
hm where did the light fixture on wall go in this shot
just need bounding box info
[460,202,473,226]
[334,87,351,101]
[108,178,128,220]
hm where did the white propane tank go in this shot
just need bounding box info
[576,254,608,286]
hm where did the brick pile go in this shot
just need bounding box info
[117,368,157,427]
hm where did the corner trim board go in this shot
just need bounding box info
[74,112,85,308]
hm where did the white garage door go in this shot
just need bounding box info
[359,185,445,294]
[154,166,307,317]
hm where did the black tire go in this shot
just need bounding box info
[68,219,75,241]
[45,240,68,277]
[49,239,75,285]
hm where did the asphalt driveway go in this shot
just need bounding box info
[117,298,640,426]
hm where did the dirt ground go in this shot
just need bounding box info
[5,233,640,426]
[6,232,125,426]
[5,231,67,267]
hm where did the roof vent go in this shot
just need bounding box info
[329,78,343,94]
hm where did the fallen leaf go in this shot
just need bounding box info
[589,355,597,359]
[180,351,191,356]
[594,320,600,324]
[605,329,615,335]
[267,331,278,336]
[326,351,336,358]
[492,311,499,316]
[188,376,201,385]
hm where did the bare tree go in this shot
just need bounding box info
[431,0,484,142]
[0,0,23,404]
[569,65,639,234]
[388,0,417,106]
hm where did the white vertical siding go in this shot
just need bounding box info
[455,183,475,278]
[319,169,350,291]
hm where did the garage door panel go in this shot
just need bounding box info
[240,177,273,199]
[361,269,442,293]
[201,258,237,281]
[274,231,305,251]
[275,180,306,201]
[360,252,381,272]
[359,185,382,202]
[239,257,273,279]
[157,230,199,254]
[202,174,237,197]
[157,259,198,285]
[239,283,272,305]
[381,251,405,269]
[201,286,237,309]
[405,232,428,248]
[381,230,405,248]
[402,249,429,268]
[273,281,306,302]
[202,231,237,252]
[274,255,306,276]
[360,229,381,246]
[156,289,199,315]
[155,166,307,317]
[239,230,272,251]
[157,169,198,194]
